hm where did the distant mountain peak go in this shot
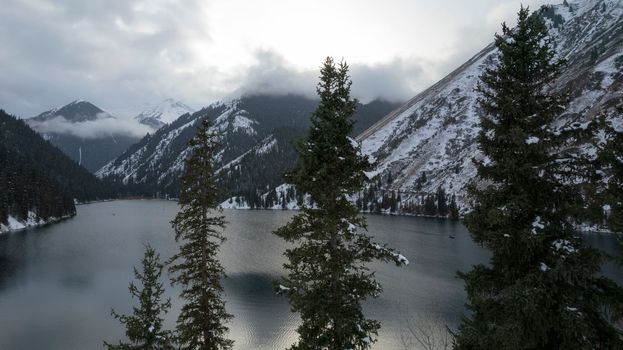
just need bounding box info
[134,99,195,129]
[31,100,107,123]
[26,100,143,171]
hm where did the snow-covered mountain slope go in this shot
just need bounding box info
[134,98,195,130]
[26,100,144,172]
[96,96,313,196]
[96,94,398,200]
[357,0,623,209]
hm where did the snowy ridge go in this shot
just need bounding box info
[355,0,623,210]
[96,116,199,183]
[96,98,264,189]
[134,98,195,129]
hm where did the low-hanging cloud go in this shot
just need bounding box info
[230,50,317,99]
[28,114,152,139]
[233,50,437,104]
[349,59,433,103]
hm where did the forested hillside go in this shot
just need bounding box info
[0,110,117,232]
[27,100,143,172]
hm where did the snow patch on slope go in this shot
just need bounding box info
[0,212,74,234]
[135,99,195,128]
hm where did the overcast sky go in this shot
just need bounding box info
[0,0,550,118]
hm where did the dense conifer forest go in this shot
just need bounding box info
[0,110,118,227]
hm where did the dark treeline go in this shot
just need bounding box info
[230,180,460,220]
[0,110,118,227]
[0,144,75,225]
[357,180,460,218]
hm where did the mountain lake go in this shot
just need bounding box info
[0,200,620,349]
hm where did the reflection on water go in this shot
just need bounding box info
[0,200,619,349]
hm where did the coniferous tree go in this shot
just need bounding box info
[105,245,174,350]
[455,6,623,349]
[598,115,623,233]
[168,118,234,350]
[448,194,460,220]
[274,57,408,350]
[595,113,623,276]
[436,187,448,217]
[423,195,437,216]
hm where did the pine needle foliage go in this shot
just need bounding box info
[454,6,623,350]
[274,57,408,350]
[105,245,175,350]
[598,113,623,234]
[169,118,234,350]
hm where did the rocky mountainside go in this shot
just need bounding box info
[353,0,622,211]
[134,98,195,130]
[26,100,144,172]
[96,94,399,202]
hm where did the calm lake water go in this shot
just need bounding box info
[0,200,619,349]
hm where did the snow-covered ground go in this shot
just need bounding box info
[0,212,75,234]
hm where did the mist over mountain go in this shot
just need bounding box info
[26,100,147,172]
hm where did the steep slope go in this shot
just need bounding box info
[134,98,195,129]
[0,110,117,232]
[216,127,306,207]
[357,0,623,210]
[26,100,145,172]
[97,94,399,200]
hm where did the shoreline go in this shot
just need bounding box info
[8,199,612,235]
[0,213,76,234]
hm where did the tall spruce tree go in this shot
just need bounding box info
[598,114,623,234]
[274,57,408,350]
[105,245,174,350]
[436,187,448,217]
[168,118,234,350]
[448,194,460,220]
[455,6,623,349]
[595,112,623,276]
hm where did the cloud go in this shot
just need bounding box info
[230,50,317,99]
[28,114,152,139]
[0,0,212,117]
[232,50,436,104]
[349,59,433,103]
[0,0,552,117]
